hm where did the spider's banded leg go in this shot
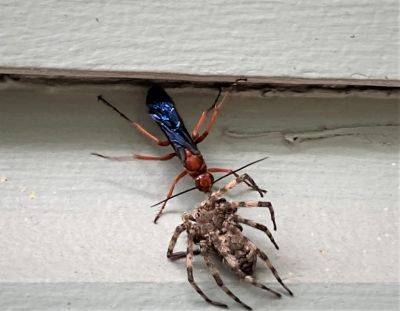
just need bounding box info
[212,174,266,198]
[167,224,200,260]
[186,230,228,308]
[132,122,170,146]
[210,233,281,298]
[200,241,252,310]
[192,88,222,140]
[231,200,276,230]
[195,79,245,144]
[242,275,282,298]
[209,168,266,197]
[232,215,278,249]
[154,170,188,223]
[208,168,253,189]
[238,240,293,296]
[91,152,175,162]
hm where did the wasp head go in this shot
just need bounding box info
[195,172,214,193]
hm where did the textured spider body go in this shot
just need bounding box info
[167,174,293,310]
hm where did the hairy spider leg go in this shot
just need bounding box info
[210,232,281,298]
[231,215,279,250]
[237,236,293,296]
[256,248,293,296]
[209,168,266,197]
[212,174,266,198]
[153,170,188,223]
[186,229,228,308]
[231,200,276,230]
[200,241,252,310]
[167,224,200,260]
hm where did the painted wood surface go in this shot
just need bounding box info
[0,0,398,81]
[0,82,398,309]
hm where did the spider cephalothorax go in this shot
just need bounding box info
[167,174,293,310]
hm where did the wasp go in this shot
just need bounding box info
[93,79,266,222]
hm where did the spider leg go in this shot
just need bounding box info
[242,274,282,298]
[154,170,188,224]
[91,152,175,161]
[231,200,276,230]
[210,233,281,298]
[167,223,200,260]
[233,215,279,250]
[186,230,228,308]
[200,241,252,310]
[209,168,266,197]
[211,173,267,198]
[244,241,293,296]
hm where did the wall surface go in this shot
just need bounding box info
[0,0,399,81]
[0,82,398,310]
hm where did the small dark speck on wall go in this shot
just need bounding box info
[95,17,100,23]
[350,34,356,38]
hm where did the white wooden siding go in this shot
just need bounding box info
[0,0,399,82]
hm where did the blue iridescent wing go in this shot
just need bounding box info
[146,85,199,162]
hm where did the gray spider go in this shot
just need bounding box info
[167,174,293,310]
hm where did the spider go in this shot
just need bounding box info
[167,174,293,310]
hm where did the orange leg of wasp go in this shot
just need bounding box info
[191,111,208,140]
[194,108,220,144]
[154,170,188,223]
[195,79,245,144]
[91,152,175,161]
[132,122,170,146]
[134,152,176,161]
[191,88,222,140]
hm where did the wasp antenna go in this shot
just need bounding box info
[150,185,198,207]
[97,95,133,123]
[213,155,269,184]
[150,155,269,207]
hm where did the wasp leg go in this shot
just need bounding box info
[195,78,246,144]
[192,87,222,139]
[134,152,176,161]
[91,152,175,161]
[154,170,188,223]
[132,122,170,146]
